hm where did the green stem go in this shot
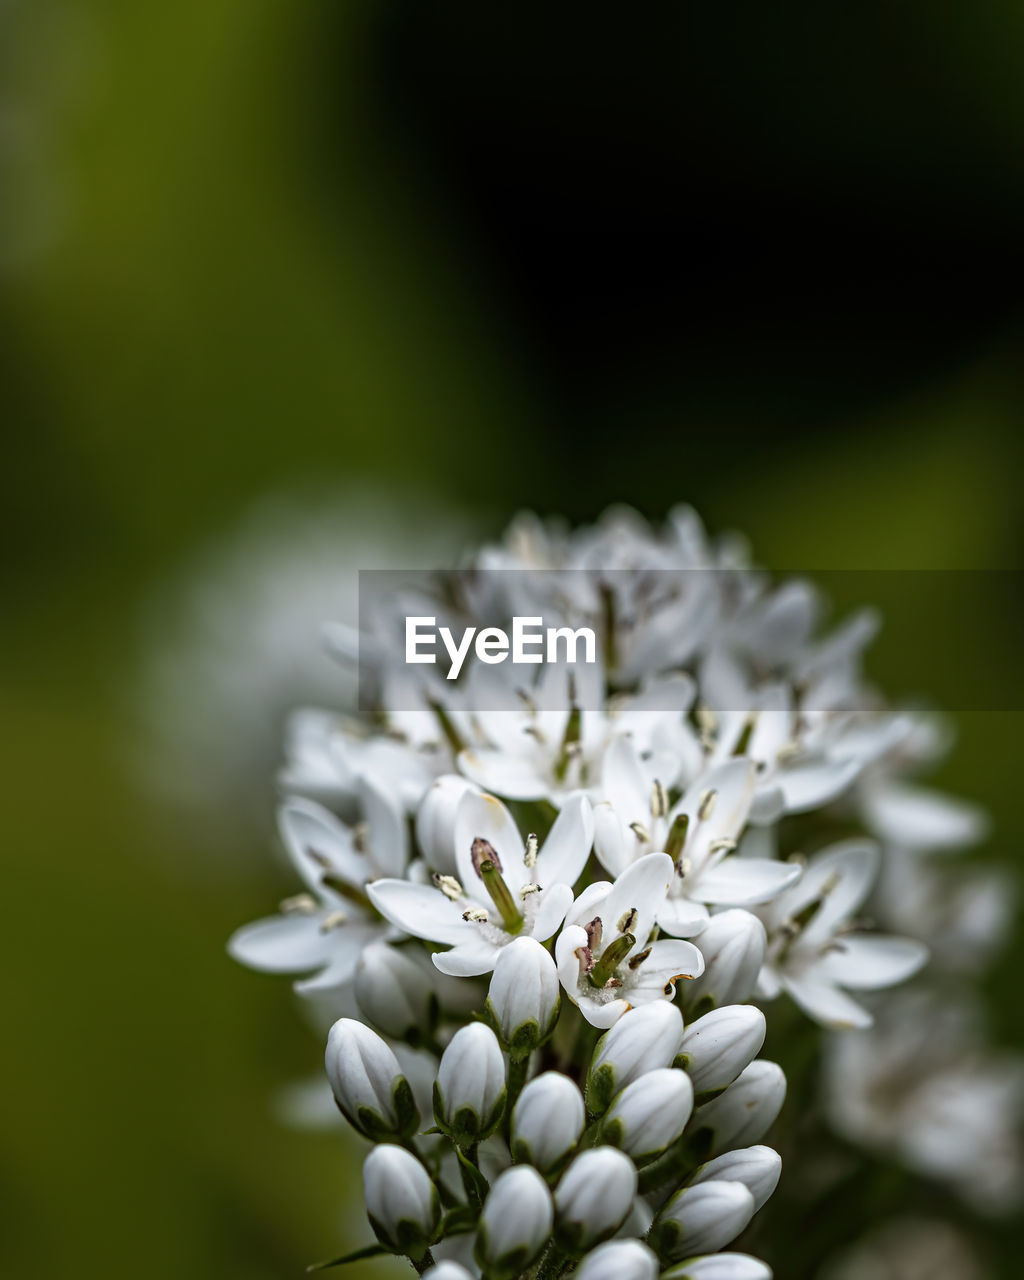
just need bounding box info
[536,1242,572,1280]
[410,1248,436,1275]
[459,1143,484,1210]
[507,1055,530,1120]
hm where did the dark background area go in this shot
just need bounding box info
[1,3,1022,1277]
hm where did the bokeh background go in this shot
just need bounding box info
[2,3,1023,1278]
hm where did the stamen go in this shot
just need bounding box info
[319,910,348,933]
[433,873,464,901]
[280,893,318,915]
[520,883,541,898]
[628,946,652,970]
[352,821,369,854]
[524,832,538,869]
[462,908,489,923]
[697,788,718,821]
[650,779,669,819]
[708,838,737,856]
[617,907,639,934]
[630,821,651,844]
[585,917,604,953]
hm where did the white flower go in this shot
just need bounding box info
[587,1000,686,1115]
[354,942,438,1044]
[475,1165,554,1280]
[572,1239,659,1280]
[324,1018,419,1141]
[554,1147,639,1250]
[600,1067,693,1161]
[690,1061,787,1158]
[362,1143,441,1259]
[433,1022,507,1145]
[593,745,800,937]
[688,1146,782,1213]
[228,789,403,997]
[861,779,988,852]
[649,1180,756,1261]
[660,1254,773,1280]
[682,910,767,1016]
[677,1006,766,1102]
[487,936,561,1059]
[757,840,928,1029]
[511,1072,586,1172]
[556,853,704,1027]
[369,791,594,976]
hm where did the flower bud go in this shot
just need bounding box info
[487,936,561,1061]
[511,1071,585,1173]
[660,1253,773,1280]
[416,774,478,874]
[587,1001,685,1116]
[601,1068,693,1162]
[648,1181,755,1262]
[421,1266,474,1280]
[362,1144,441,1260]
[325,1018,419,1141]
[433,1022,507,1145]
[554,1147,638,1251]
[354,943,439,1045]
[573,1239,659,1280]
[681,911,766,1017]
[475,1165,554,1280]
[689,1061,786,1159]
[689,1146,781,1213]
[676,1006,766,1104]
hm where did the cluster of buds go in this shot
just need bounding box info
[324,954,783,1279]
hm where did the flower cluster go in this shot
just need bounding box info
[228,505,1018,1277]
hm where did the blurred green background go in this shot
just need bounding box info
[2,3,1023,1277]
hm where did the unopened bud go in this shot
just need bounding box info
[487,936,561,1061]
[325,1018,419,1141]
[601,1067,694,1162]
[511,1071,585,1173]
[475,1165,554,1280]
[416,775,478,874]
[574,1239,659,1280]
[681,910,767,1017]
[648,1180,755,1262]
[587,1001,685,1116]
[660,1255,772,1280]
[689,1145,782,1213]
[677,1005,766,1103]
[354,943,439,1045]
[433,1022,507,1145]
[362,1144,441,1260]
[554,1146,638,1251]
[689,1061,787,1158]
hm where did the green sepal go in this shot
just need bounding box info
[305,1243,389,1271]
[646,1216,683,1263]
[454,1145,491,1207]
[433,1081,506,1145]
[367,1212,437,1262]
[336,1073,420,1143]
[584,1061,618,1117]
[441,1204,478,1236]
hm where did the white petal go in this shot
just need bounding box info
[295,924,381,994]
[593,802,633,877]
[366,879,470,946]
[358,774,408,877]
[227,914,333,973]
[631,939,705,999]
[819,933,928,990]
[863,780,989,852]
[278,797,367,893]
[656,894,710,938]
[695,858,802,907]
[532,883,574,940]
[536,794,594,889]
[600,853,674,955]
[431,939,503,977]
[457,748,549,801]
[599,736,651,822]
[782,971,873,1029]
[454,791,527,893]
[775,758,860,813]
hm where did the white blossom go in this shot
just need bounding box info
[324,1018,419,1141]
[487,935,561,1059]
[649,1180,756,1261]
[600,1067,694,1161]
[572,1239,659,1280]
[433,1022,507,1145]
[554,1146,639,1251]
[688,1146,782,1213]
[354,942,438,1044]
[511,1072,586,1172]
[475,1165,554,1280]
[677,1006,767,1102]
[362,1143,440,1259]
[587,1000,686,1115]
[682,910,767,1015]
[690,1061,787,1157]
